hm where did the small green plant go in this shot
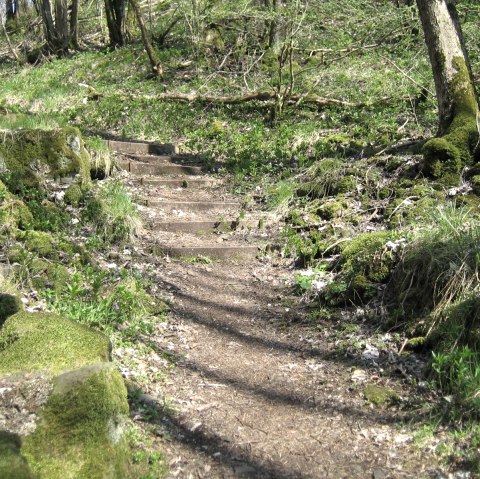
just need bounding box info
[432,346,480,417]
[83,180,141,244]
[181,255,214,264]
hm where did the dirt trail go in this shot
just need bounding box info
[143,257,440,479]
[112,142,441,478]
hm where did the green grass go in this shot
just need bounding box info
[83,180,142,244]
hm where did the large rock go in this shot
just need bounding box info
[0,127,91,191]
[0,312,131,478]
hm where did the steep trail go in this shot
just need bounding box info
[111,140,440,478]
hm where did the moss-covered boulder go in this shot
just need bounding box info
[0,432,35,479]
[0,312,111,374]
[29,259,71,292]
[0,293,23,326]
[0,179,33,234]
[64,184,83,206]
[0,312,131,478]
[23,363,130,479]
[15,230,87,263]
[0,128,91,192]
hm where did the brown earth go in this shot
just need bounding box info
[112,143,445,479]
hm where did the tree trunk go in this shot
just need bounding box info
[129,0,163,77]
[416,0,479,177]
[105,0,126,47]
[69,0,80,49]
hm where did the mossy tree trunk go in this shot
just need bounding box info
[416,0,479,177]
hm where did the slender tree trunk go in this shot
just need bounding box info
[105,0,126,47]
[416,0,479,176]
[265,0,281,53]
[69,0,79,49]
[54,0,69,51]
[129,0,163,77]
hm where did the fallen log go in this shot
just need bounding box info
[147,91,376,108]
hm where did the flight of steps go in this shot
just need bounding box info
[108,139,272,260]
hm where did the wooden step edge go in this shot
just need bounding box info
[106,139,178,156]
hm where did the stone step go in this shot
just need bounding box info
[154,220,259,234]
[126,154,175,164]
[143,200,241,213]
[151,244,260,260]
[133,178,216,188]
[107,140,177,156]
[126,154,202,166]
[117,159,203,176]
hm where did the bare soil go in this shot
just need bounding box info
[120,169,445,479]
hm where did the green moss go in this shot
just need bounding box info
[6,244,27,263]
[64,184,83,206]
[23,363,130,479]
[422,57,479,178]
[0,128,91,192]
[0,312,111,375]
[364,385,399,406]
[28,199,68,232]
[471,176,480,196]
[19,230,56,258]
[29,259,71,292]
[336,175,358,194]
[0,293,23,326]
[0,180,34,233]
[317,198,350,220]
[0,432,34,479]
[340,230,397,283]
[386,196,437,227]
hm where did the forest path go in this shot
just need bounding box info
[112,140,440,478]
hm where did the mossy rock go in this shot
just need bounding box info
[340,231,397,284]
[16,230,85,262]
[0,179,34,233]
[28,199,68,232]
[23,363,130,479]
[317,198,351,220]
[364,385,399,406]
[64,184,83,206]
[0,293,23,326]
[386,196,437,227]
[6,244,27,263]
[0,431,35,479]
[19,230,56,258]
[0,127,91,192]
[29,259,70,292]
[471,175,480,196]
[0,312,111,375]
[336,175,358,194]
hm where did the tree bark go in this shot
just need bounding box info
[416,0,479,176]
[105,0,126,47]
[69,0,80,49]
[129,0,163,77]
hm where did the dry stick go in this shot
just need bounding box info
[147,91,370,107]
[383,56,434,97]
[129,0,163,77]
[0,14,21,62]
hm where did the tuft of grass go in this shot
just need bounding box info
[391,203,480,331]
[83,180,142,245]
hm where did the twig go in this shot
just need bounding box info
[383,56,434,97]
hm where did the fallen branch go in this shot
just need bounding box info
[149,91,371,108]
